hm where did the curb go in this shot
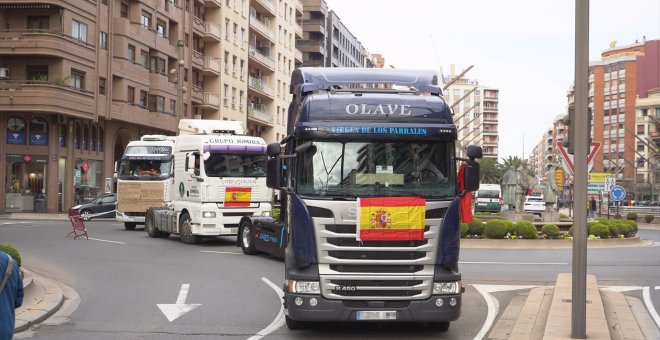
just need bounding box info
[14,269,64,333]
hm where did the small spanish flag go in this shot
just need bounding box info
[225,187,252,207]
[357,196,426,241]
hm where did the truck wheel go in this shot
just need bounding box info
[124,222,137,230]
[240,221,258,255]
[180,212,202,244]
[427,321,450,332]
[145,211,162,238]
[285,315,310,330]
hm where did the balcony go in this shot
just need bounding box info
[252,0,276,16]
[202,57,221,76]
[0,29,95,65]
[483,105,498,112]
[191,85,204,104]
[204,0,222,7]
[204,22,221,42]
[112,57,149,84]
[651,131,660,144]
[295,48,303,64]
[111,100,176,131]
[482,129,498,136]
[297,39,325,54]
[194,92,220,110]
[295,0,303,15]
[0,80,95,118]
[193,16,205,36]
[483,95,498,102]
[248,76,275,98]
[248,45,276,71]
[249,14,275,42]
[302,19,325,35]
[295,22,303,39]
[247,103,274,125]
[192,50,204,70]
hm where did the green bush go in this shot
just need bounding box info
[644,215,654,223]
[467,218,484,236]
[568,226,574,237]
[460,223,469,238]
[515,220,538,239]
[624,220,638,236]
[608,223,621,237]
[590,223,610,239]
[502,220,516,235]
[626,212,638,221]
[484,219,508,239]
[595,217,610,225]
[559,213,570,219]
[541,224,561,238]
[0,244,21,267]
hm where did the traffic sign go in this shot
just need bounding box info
[555,168,565,188]
[610,185,626,202]
[604,176,615,192]
[556,141,601,175]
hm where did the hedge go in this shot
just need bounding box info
[0,244,21,267]
[515,220,538,239]
[460,223,469,238]
[467,218,485,236]
[590,223,610,238]
[541,224,561,238]
[626,212,638,221]
[484,219,508,239]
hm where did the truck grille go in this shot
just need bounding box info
[321,275,433,300]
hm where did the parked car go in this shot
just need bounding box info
[70,193,117,221]
[474,184,502,213]
[523,196,545,215]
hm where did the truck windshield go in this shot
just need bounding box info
[204,153,267,178]
[296,141,455,199]
[118,159,173,180]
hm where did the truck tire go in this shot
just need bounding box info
[285,315,310,330]
[239,220,258,255]
[427,321,450,332]
[145,210,162,238]
[124,222,137,230]
[179,212,202,244]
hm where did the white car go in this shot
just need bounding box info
[523,196,545,215]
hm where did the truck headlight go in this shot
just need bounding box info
[261,210,271,217]
[202,211,216,218]
[289,280,320,295]
[432,281,461,295]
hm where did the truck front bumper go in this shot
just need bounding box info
[285,293,461,322]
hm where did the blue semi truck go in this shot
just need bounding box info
[237,68,482,330]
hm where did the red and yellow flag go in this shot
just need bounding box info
[357,196,426,241]
[225,187,252,207]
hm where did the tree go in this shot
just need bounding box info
[478,158,502,184]
[502,156,524,171]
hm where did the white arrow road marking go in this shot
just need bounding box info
[656,286,660,290]
[600,286,643,293]
[472,285,540,340]
[247,278,285,340]
[643,287,660,330]
[89,238,125,244]
[157,284,201,322]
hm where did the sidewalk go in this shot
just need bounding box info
[14,269,64,332]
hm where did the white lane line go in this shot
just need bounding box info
[471,285,539,340]
[642,287,660,330]
[656,286,660,290]
[460,261,568,265]
[89,238,125,244]
[600,286,642,293]
[247,277,285,340]
[199,250,242,255]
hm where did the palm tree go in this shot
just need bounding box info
[502,156,524,171]
[478,158,502,184]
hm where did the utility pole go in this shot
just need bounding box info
[572,0,589,337]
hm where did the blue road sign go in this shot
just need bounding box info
[610,185,626,202]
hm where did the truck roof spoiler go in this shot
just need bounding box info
[290,68,442,96]
[141,135,176,142]
[178,119,245,135]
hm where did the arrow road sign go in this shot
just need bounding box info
[610,185,626,202]
[157,284,201,322]
[556,141,601,175]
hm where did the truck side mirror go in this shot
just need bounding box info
[466,145,483,159]
[266,157,282,189]
[463,160,480,192]
[267,143,281,157]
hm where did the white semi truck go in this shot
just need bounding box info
[144,119,271,244]
[116,135,176,230]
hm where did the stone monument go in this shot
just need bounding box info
[542,165,560,222]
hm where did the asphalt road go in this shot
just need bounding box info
[2,218,659,339]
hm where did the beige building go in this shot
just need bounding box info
[0,0,302,214]
[634,88,660,200]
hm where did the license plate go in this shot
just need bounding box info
[356,311,397,320]
[229,228,238,234]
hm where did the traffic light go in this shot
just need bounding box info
[562,108,574,154]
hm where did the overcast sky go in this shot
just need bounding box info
[324,0,660,162]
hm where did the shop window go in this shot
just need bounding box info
[7,116,26,144]
[74,159,102,205]
[59,123,67,147]
[82,124,89,150]
[99,128,104,152]
[6,155,48,212]
[91,126,97,151]
[74,123,81,149]
[29,117,48,145]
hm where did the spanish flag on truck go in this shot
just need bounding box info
[356,196,426,241]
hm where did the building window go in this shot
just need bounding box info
[148,95,165,112]
[139,90,148,107]
[26,65,48,81]
[141,11,151,29]
[99,77,106,95]
[637,125,645,134]
[70,70,85,90]
[150,57,166,74]
[72,20,87,43]
[99,32,107,50]
[637,144,645,152]
[223,85,229,106]
[27,16,49,30]
[120,2,129,18]
[127,86,135,104]
[7,116,26,145]
[170,99,176,114]
[140,50,148,67]
[128,45,136,63]
[156,19,166,37]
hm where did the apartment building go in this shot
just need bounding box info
[0,0,302,214]
[635,88,660,201]
[297,0,326,67]
[326,11,371,68]
[578,39,660,194]
[444,69,500,159]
